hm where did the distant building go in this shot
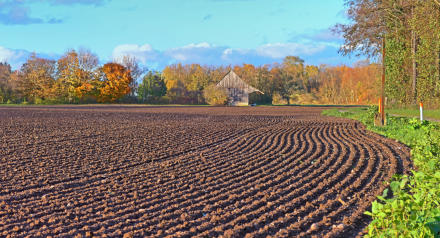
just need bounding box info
[217,70,262,106]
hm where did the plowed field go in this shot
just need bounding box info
[0,106,411,237]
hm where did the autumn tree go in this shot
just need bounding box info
[208,66,230,85]
[336,0,440,107]
[271,56,306,105]
[251,65,273,104]
[98,63,133,103]
[317,62,380,104]
[18,53,56,103]
[234,64,257,86]
[162,63,187,103]
[184,64,210,104]
[56,49,99,102]
[119,55,145,98]
[162,63,215,104]
[56,50,81,102]
[305,65,319,93]
[203,84,228,105]
[334,0,388,58]
[315,65,335,104]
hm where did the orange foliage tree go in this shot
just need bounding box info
[98,63,133,103]
[317,62,380,104]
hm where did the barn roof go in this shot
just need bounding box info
[217,70,262,94]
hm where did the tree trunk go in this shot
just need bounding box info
[438,49,440,87]
[381,38,385,126]
[411,29,417,104]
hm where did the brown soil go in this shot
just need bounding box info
[0,106,412,237]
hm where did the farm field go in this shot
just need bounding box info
[0,106,412,237]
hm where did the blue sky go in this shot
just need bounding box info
[0,0,361,70]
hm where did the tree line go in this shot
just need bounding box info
[0,51,383,105]
[0,50,135,104]
[160,56,381,105]
[335,0,440,107]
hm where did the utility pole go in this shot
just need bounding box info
[381,37,386,126]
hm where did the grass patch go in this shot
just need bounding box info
[387,108,440,121]
[323,107,440,237]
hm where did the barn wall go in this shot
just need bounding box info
[227,88,249,106]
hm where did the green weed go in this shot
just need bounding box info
[323,107,440,237]
[387,108,440,121]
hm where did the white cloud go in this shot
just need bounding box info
[171,54,187,61]
[48,0,110,6]
[221,48,233,60]
[0,46,63,70]
[0,46,30,69]
[111,41,345,69]
[112,44,157,64]
[0,46,15,62]
[180,42,211,49]
[256,43,326,59]
[222,48,233,56]
[311,29,343,42]
[164,43,226,64]
[2,40,354,71]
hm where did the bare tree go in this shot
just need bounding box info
[118,55,146,97]
[333,0,386,58]
[78,48,99,72]
[333,0,413,58]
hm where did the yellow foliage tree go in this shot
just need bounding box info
[19,53,56,103]
[56,49,99,102]
[203,84,228,105]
